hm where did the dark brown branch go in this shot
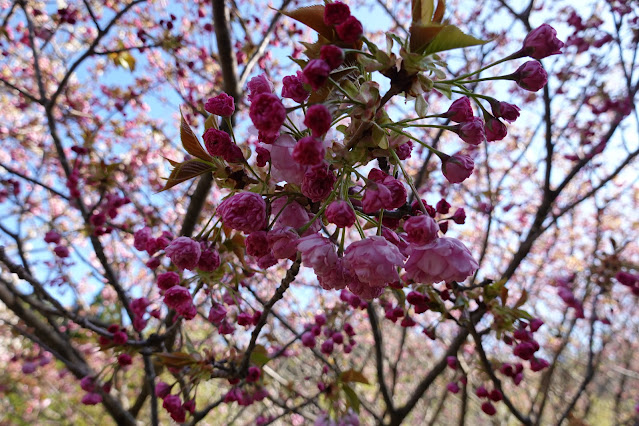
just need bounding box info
[367,303,396,417]
[389,306,485,426]
[0,76,42,104]
[240,257,301,375]
[238,0,294,87]
[0,162,69,199]
[48,0,147,107]
[468,322,532,425]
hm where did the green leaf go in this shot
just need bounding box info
[415,94,429,116]
[342,384,360,413]
[392,287,406,306]
[435,83,452,99]
[372,123,389,149]
[250,344,270,367]
[412,0,435,25]
[422,25,489,55]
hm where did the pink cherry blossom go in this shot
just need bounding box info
[344,236,405,287]
[405,237,478,284]
[218,192,267,233]
[164,236,201,270]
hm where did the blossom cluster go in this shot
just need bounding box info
[126,2,565,421]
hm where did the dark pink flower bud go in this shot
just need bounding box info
[514,61,548,92]
[455,117,485,145]
[447,382,460,393]
[112,330,128,345]
[481,401,497,416]
[485,116,507,142]
[336,16,363,44]
[292,136,325,165]
[406,291,426,305]
[332,332,344,344]
[442,153,475,184]
[157,271,180,291]
[246,231,269,257]
[514,328,531,341]
[321,339,334,354]
[198,245,221,272]
[208,303,227,325]
[395,140,413,160]
[249,92,286,136]
[165,236,201,270]
[247,74,274,102]
[513,341,536,360]
[476,385,489,398]
[446,356,458,370]
[163,286,193,315]
[522,24,564,60]
[301,163,336,202]
[117,353,132,366]
[452,208,466,224]
[489,389,503,402]
[183,399,196,414]
[302,59,331,91]
[315,314,327,326]
[301,331,316,347]
[383,176,407,210]
[500,363,514,376]
[163,395,186,423]
[155,382,171,398]
[400,316,416,327]
[54,245,70,258]
[445,97,474,122]
[324,200,355,228]
[247,366,261,382]
[203,128,232,158]
[282,71,310,103]
[362,182,392,213]
[80,376,96,392]
[255,145,270,167]
[81,392,102,405]
[205,93,235,117]
[616,271,638,287]
[324,1,350,26]
[436,199,451,214]
[218,319,235,335]
[530,357,550,372]
[404,215,439,245]
[491,101,520,123]
[320,45,345,69]
[530,318,544,332]
[44,230,61,244]
[514,372,524,385]
[133,226,151,251]
[304,104,332,136]
[21,362,37,374]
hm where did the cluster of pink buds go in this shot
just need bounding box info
[302,313,357,355]
[156,384,195,423]
[555,274,585,318]
[475,385,504,416]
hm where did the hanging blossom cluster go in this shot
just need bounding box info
[158,6,563,301]
[112,1,564,421]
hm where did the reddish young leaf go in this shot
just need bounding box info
[180,110,214,162]
[160,159,214,192]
